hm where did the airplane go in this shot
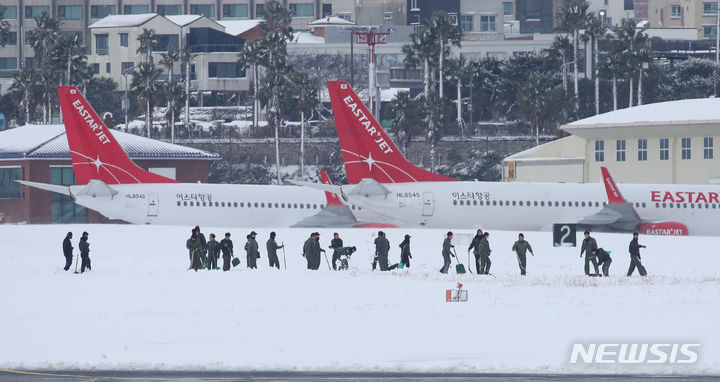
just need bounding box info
[18,86,395,228]
[292,81,720,236]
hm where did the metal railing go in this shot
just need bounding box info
[190,44,244,53]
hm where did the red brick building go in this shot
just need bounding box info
[0,124,221,224]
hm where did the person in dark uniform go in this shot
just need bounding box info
[593,248,612,276]
[266,232,284,269]
[186,234,203,271]
[206,233,220,270]
[193,226,207,264]
[478,232,492,275]
[628,232,648,276]
[440,231,454,274]
[399,234,412,268]
[375,231,396,271]
[336,246,357,270]
[511,233,534,276]
[314,233,326,269]
[220,233,234,271]
[468,229,483,274]
[329,232,344,270]
[79,231,91,273]
[62,232,74,271]
[303,233,319,270]
[245,231,259,269]
[580,231,600,276]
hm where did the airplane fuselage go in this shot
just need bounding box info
[342,181,720,236]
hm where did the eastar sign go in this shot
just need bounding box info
[651,191,720,204]
[71,98,111,145]
[342,95,394,154]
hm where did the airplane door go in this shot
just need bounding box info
[422,192,434,216]
[148,193,159,216]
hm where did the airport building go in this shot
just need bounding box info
[502,98,720,185]
[0,124,220,224]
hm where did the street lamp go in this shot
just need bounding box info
[121,65,135,132]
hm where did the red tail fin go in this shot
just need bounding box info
[320,170,343,206]
[327,81,454,183]
[57,86,177,184]
[601,167,626,204]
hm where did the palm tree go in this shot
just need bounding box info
[9,67,37,124]
[402,28,436,97]
[584,17,607,115]
[424,92,446,171]
[26,12,61,68]
[446,56,473,135]
[548,36,573,94]
[53,32,84,85]
[429,11,462,98]
[160,46,180,140]
[178,47,194,132]
[599,38,624,111]
[615,19,648,107]
[238,41,267,127]
[388,92,421,156]
[131,61,162,137]
[162,80,185,142]
[288,72,319,180]
[258,0,293,184]
[556,0,591,109]
[136,28,158,63]
[77,61,96,95]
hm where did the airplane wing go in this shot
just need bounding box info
[17,180,71,196]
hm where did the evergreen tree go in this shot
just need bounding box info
[428,11,461,98]
[131,62,162,137]
[388,91,422,156]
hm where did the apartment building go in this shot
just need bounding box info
[648,0,718,39]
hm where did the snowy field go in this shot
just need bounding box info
[1,224,718,375]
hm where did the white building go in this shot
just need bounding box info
[503,98,720,185]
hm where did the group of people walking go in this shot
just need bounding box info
[62,231,91,273]
[580,231,648,277]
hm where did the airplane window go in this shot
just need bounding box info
[313,204,317,209]
[555,202,559,207]
[655,203,659,208]
[261,203,265,208]
[221,202,225,207]
[177,201,181,206]
[240,202,244,207]
[581,202,585,207]
[689,204,694,209]
[253,203,258,207]
[561,201,566,207]
[493,201,497,206]
[662,203,666,208]
[479,200,484,206]
[268,203,272,208]
[705,204,709,209]
[473,200,477,206]
[499,201,503,206]
[540,201,544,206]
[306,204,311,209]
[190,201,194,206]
[697,204,701,209]
[233,202,238,207]
[453,200,457,205]
[352,205,355,210]
[293,203,298,208]
[183,201,187,206]
[713,204,717,209]
[300,204,304,209]
[281,203,285,208]
[518,201,522,206]
[526,201,530,206]
[642,202,646,208]
[275,203,279,208]
[603,202,607,206]
[669,203,674,208]
[534,201,538,206]
[512,201,517,206]
[595,202,599,207]
[683,203,687,208]
[215,202,219,207]
[505,200,510,206]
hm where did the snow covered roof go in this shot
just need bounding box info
[308,16,356,26]
[218,20,262,36]
[0,124,221,160]
[89,14,159,28]
[564,98,720,130]
[166,14,203,27]
[291,31,325,44]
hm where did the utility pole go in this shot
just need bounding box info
[353,28,389,121]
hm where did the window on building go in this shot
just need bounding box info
[3,6,17,20]
[92,63,99,73]
[91,5,115,18]
[322,3,332,17]
[660,138,670,160]
[460,15,473,32]
[4,32,17,46]
[703,2,717,14]
[256,4,265,17]
[594,140,605,162]
[157,4,182,15]
[410,0,419,9]
[671,4,681,17]
[616,139,626,161]
[289,3,314,17]
[0,167,21,198]
[50,167,87,223]
[638,138,647,161]
[0,57,17,70]
[338,13,351,21]
[223,4,248,17]
[121,61,134,73]
[384,12,393,20]
[58,5,82,20]
[503,2,513,16]
[703,25,717,39]
[190,4,215,18]
[106,62,111,73]
[25,6,49,19]
[208,62,245,78]
[681,137,691,160]
[95,34,108,55]
[124,5,149,14]
[480,15,496,32]
[704,137,713,159]
[120,33,128,47]
[156,34,179,51]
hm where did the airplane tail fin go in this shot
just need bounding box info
[57,86,177,184]
[601,167,626,204]
[327,81,454,183]
[320,170,343,206]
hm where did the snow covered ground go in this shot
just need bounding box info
[1,224,718,375]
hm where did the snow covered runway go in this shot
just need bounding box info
[1,224,718,375]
